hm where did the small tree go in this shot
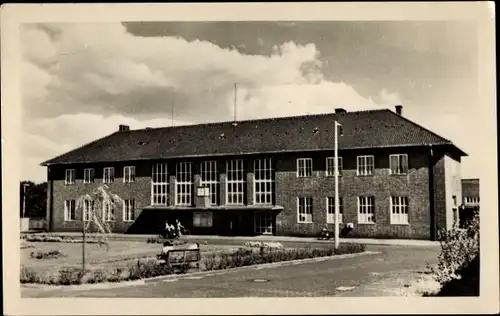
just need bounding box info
[431,211,479,285]
[75,184,123,280]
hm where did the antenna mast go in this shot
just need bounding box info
[171,96,175,126]
[233,83,237,123]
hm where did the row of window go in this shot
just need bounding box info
[191,210,274,235]
[64,154,409,185]
[297,196,409,225]
[299,154,408,177]
[66,166,136,185]
[64,199,135,222]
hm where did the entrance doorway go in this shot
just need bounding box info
[222,212,243,236]
[254,211,274,235]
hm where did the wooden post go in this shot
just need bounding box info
[81,214,86,281]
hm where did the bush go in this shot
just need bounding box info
[436,255,479,296]
[147,237,188,245]
[29,250,67,260]
[430,212,479,285]
[203,243,365,271]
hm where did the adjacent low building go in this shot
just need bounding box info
[41,106,467,240]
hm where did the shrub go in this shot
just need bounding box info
[431,212,479,285]
[20,242,34,249]
[58,267,85,285]
[147,237,188,245]
[437,255,479,296]
[29,250,67,260]
[203,243,365,271]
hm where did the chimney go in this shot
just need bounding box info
[395,105,403,116]
[335,108,347,114]
[119,124,130,132]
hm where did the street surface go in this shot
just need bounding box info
[22,244,440,297]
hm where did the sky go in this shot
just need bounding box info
[21,21,479,183]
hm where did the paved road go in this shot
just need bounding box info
[22,244,440,297]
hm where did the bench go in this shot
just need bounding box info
[157,246,201,270]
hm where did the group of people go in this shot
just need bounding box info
[163,219,185,239]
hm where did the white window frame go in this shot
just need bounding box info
[254,211,274,234]
[83,168,95,184]
[103,167,115,183]
[123,166,136,183]
[297,197,313,223]
[326,197,343,224]
[297,158,313,177]
[389,154,408,175]
[200,161,219,205]
[358,196,375,224]
[254,158,274,205]
[226,159,246,205]
[390,196,409,224]
[357,155,375,176]
[151,163,169,206]
[326,157,343,177]
[83,199,94,222]
[175,162,192,206]
[65,169,76,185]
[64,200,76,221]
[123,199,135,222]
[102,200,115,222]
[193,211,213,228]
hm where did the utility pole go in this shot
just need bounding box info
[234,83,237,123]
[334,120,342,249]
[82,202,86,280]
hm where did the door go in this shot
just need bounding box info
[254,211,274,235]
[223,212,243,236]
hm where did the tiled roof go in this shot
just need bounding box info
[41,109,467,166]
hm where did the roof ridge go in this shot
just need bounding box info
[132,108,388,132]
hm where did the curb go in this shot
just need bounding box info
[22,251,380,291]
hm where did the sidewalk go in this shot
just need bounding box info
[23,232,439,247]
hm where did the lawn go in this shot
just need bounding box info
[21,240,241,273]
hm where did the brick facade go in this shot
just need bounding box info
[47,147,457,240]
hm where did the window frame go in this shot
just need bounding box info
[83,198,94,222]
[200,161,219,205]
[123,166,136,183]
[296,158,313,178]
[123,199,135,222]
[326,157,343,177]
[326,196,343,224]
[175,162,193,206]
[103,167,115,183]
[297,197,313,223]
[151,163,169,206]
[357,155,375,176]
[226,159,246,205]
[102,200,115,222]
[64,200,76,221]
[83,168,95,184]
[254,158,274,205]
[390,196,409,225]
[65,169,76,185]
[358,196,375,224]
[389,154,409,175]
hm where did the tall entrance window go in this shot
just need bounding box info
[254,158,274,205]
[152,163,169,205]
[200,161,219,205]
[176,162,192,206]
[226,159,246,205]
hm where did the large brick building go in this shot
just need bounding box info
[41,106,467,240]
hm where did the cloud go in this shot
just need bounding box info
[21,22,391,182]
[378,88,402,106]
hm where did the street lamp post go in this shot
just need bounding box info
[334,120,342,249]
[22,183,29,218]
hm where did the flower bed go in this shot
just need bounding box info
[21,243,365,285]
[23,234,107,244]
